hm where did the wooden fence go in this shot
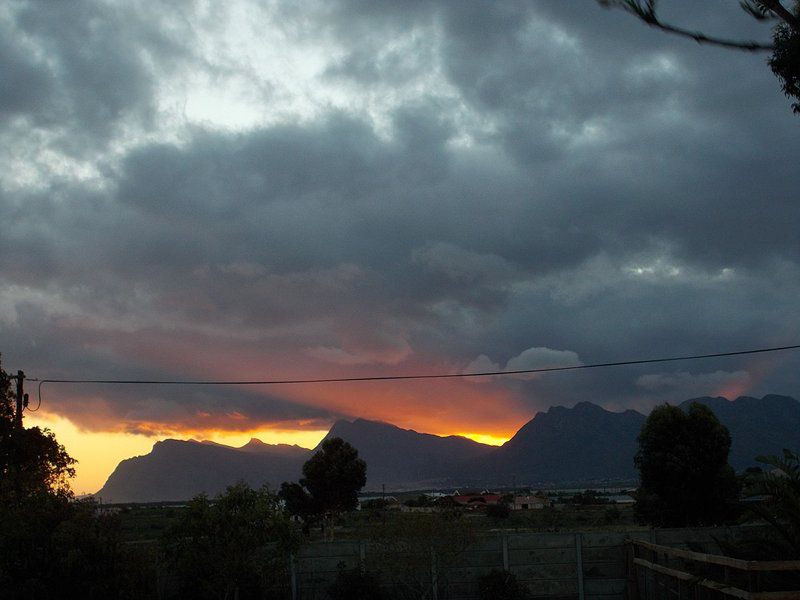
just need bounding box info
[628,539,800,600]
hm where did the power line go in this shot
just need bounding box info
[28,343,800,391]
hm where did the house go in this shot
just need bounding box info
[511,494,551,510]
[452,493,502,510]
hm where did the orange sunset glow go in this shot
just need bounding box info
[29,372,530,494]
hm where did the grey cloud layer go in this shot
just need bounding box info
[1,0,798,430]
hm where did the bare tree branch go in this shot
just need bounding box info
[599,0,774,51]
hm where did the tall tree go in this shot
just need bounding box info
[300,437,367,516]
[599,0,800,113]
[279,437,366,535]
[634,402,741,526]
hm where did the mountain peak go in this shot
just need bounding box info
[241,437,266,448]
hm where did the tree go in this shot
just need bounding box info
[1,359,153,598]
[0,358,76,505]
[598,0,800,114]
[634,402,741,527]
[164,482,298,600]
[279,437,366,537]
[300,437,367,515]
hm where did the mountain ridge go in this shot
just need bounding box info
[95,394,800,502]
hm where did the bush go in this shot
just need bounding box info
[477,569,531,600]
[486,502,511,521]
[328,566,386,600]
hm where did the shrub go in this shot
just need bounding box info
[477,569,531,600]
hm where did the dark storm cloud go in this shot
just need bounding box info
[0,0,196,148]
[1,0,799,432]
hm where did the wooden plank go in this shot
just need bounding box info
[751,592,800,600]
[633,557,696,582]
[630,539,800,572]
[634,557,800,600]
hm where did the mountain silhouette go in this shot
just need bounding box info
[96,395,800,502]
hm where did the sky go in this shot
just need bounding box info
[2,0,799,494]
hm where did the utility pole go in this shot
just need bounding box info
[11,370,25,429]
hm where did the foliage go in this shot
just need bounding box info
[280,437,366,536]
[1,360,146,599]
[571,490,610,505]
[634,402,741,527]
[486,501,511,521]
[770,17,800,112]
[279,481,318,520]
[328,566,387,600]
[598,0,800,114]
[744,449,800,557]
[163,482,299,600]
[300,437,366,515]
[0,359,76,505]
[604,505,622,524]
[477,569,532,600]
[1,497,156,600]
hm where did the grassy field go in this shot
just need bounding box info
[115,504,186,542]
[114,501,642,544]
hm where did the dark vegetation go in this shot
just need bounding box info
[634,402,741,527]
[279,436,367,535]
[2,357,799,598]
[328,566,387,600]
[163,483,298,599]
[477,569,532,600]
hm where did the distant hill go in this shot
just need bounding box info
[321,418,494,489]
[96,395,800,502]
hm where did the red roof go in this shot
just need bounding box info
[452,494,502,506]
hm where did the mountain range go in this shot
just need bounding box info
[96,394,800,503]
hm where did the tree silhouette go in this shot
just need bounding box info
[599,0,800,113]
[301,437,366,515]
[634,402,741,527]
[0,357,75,505]
[280,437,366,535]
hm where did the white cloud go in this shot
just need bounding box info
[463,347,582,382]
